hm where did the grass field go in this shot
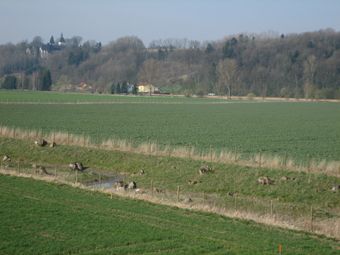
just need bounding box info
[1,174,339,255]
[0,90,227,104]
[1,137,340,239]
[0,91,339,163]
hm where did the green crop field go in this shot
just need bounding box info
[0,174,339,255]
[0,90,339,162]
[0,90,227,104]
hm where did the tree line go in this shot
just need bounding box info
[0,29,339,99]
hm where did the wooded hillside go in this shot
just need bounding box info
[1,29,339,98]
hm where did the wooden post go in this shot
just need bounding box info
[259,151,262,168]
[13,128,16,139]
[110,191,113,199]
[270,200,273,216]
[54,167,57,178]
[151,180,154,196]
[284,151,288,167]
[67,132,70,145]
[83,134,86,147]
[278,244,282,254]
[53,132,55,144]
[177,186,180,202]
[210,145,212,162]
[307,154,311,183]
[75,170,78,184]
[234,195,237,210]
[310,206,314,232]
[17,161,20,174]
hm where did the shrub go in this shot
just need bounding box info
[246,92,256,100]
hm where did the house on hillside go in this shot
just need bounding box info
[137,83,159,94]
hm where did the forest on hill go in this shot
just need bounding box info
[0,29,339,98]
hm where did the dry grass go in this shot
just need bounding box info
[1,125,339,177]
[1,167,339,240]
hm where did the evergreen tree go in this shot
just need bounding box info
[2,75,17,89]
[223,38,238,58]
[37,69,52,91]
[132,84,138,95]
[49,35,55,44]
[60,33,65,43]
[121,81,128,94]
[116,83,121,94]
[205,43,214,54]
[110,83,116,94]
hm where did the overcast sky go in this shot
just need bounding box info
[0,0,339,46]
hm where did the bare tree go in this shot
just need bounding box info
[138,59,160,95]
[303,55,317,98]
[217,59,237,98]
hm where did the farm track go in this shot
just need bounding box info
[0,100,272,105]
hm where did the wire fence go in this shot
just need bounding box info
[1,160,339,240]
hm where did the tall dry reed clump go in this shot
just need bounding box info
[0,125,339,177]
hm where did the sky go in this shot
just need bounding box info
[0,0,339,46]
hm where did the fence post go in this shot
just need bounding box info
[75,170,78,184]
[210,145,212,162]
[177,186,180,202]
[307,154,311,183]
[310,206,314,232]
[270,200,273,216]
[17,161,20,174]
[278,244,282,255]
[67,132,70,145]
[259,151,262,168]
[54,167,57,178]
[284,151,288,167]
[151,180,154,196]
[234,195,237,210]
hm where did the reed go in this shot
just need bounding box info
[1,125,339,177]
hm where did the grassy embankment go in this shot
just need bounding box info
[1,174,340,255]
[1,137,339,240]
